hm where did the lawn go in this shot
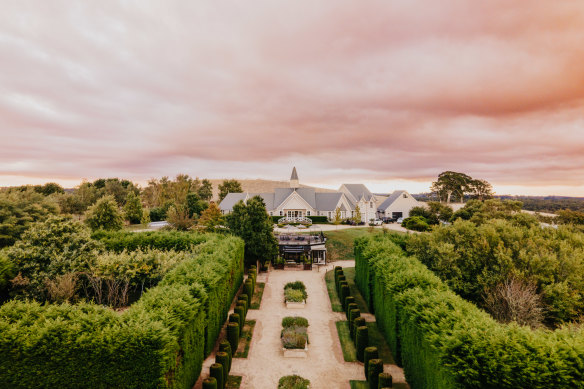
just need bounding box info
[326,267,368,314]
[226,375,242,389]
[336,321,357,362]
[349,381,369,389]
[249,282,265,310]
[325,228,382,261]
[234,320,256,358]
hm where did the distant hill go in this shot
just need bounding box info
[207,179,337,201]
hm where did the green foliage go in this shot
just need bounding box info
[203,377,217,389]
[356,325,369,362]
[407,218,584,325]
[197,203,225,233]
[281,318,309,349]
[367,359,383,389]
[85,195,124,231]
[401,216,431,232]
[0,253,14,291]
[186,192,208,218]
[284,281,307,302]
[363,346,379,379]
[282,316,309,328]
[6,216,102,300]
[218,180,243,203]
[355,234,584,389]
[124,191,143,224]
[450,198,525,225]
[227,196,278,266]
[0,234,244,389]
[278,375,310,389]
[227,323,240,353]
[0,189,59,248]
[410,202,453,225]
[149,206,167,222]
[92,230,209,252]
[210,363,224,389]
[166,205,194,231]
[431,171,493,203]
[378,372,392,388]
[219,340,232,373]
[557,209,584,226]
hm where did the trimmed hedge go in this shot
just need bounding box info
[271,216,329,224]
[355,234,584,389]
[0,234,244,389]
[92,230,210,252]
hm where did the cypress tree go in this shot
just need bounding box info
[345,297,356,317]
[353,317,366,340]
[227,322,240,353]
[215,352,229,384]
[234,306,245,331]
[210,363,224,389]
[340,283,350,310]
[202,377,217,389]
[219,340,232,373]
[349,308,360,335]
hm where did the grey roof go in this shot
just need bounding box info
[295,188,316,208]
[314,193,343,211]
[273,187,316,209]
[219,192,275,211]
[274,188,294,208]
[377,190,406,211]
[342,184,374,202]
[219,192,247,211]
[290,167,298,180]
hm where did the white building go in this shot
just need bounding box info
[376,190,420,220]
[219,168,420,223]
[219,168,377,223]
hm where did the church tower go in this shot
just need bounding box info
[290,167,299,189]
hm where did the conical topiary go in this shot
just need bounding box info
[356,325,369,362]
[227,322,240,353]
[378,372,393,388]
[210,363,224,389]
[363,346,379,379]
[367,359,383,389]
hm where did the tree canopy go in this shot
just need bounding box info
[84,195,124,231]
[227,196,277,267]
[218,179,243,202]
[431,171,493,203]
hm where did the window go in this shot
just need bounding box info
[403,194,408,198]
[328,211,332,218]
[307,211,311,216]
[280,211,283,216]
[269,212,273,216]
[370,202,373,208]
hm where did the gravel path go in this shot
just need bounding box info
[196,262,408,388]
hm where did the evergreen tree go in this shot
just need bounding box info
[227,196,277,267]
[218,179,243,202]
[124,191,143,224]
[84,195,124,231]
[198,179,213,201]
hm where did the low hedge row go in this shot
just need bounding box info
[91,230,210,252]
[270,216,329,224]
[0,234,244,389]
[355,234,584,389]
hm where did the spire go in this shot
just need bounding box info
[290,167,299,189]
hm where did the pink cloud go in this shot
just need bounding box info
[1,1,583,194]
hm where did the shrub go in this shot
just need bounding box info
[367,359,383,389]
[209,363,223,389]
[401,216,431,232]
[378,372,393,388]
[353,317,366,340]
[202,377,217,389]
[215,352,229,384]
[85,195,124,231]
[340,283,350,310]
[278,375,310,389]
[349,308,360,334]
[281,316,309,349]
[356,325,369,362]
[284,289,306,302]
[92,230,209,252]
[282,316,309,328]
[227,322,240,354]
[363,346,379,379]
[355,234,584,389]
[218,341,232,374]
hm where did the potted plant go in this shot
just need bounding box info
[274,255,285,270]
[302,254,312,270]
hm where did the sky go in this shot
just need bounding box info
[1,1,584,196]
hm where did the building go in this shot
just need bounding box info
[219,167,377,223]
[376,190,420,220]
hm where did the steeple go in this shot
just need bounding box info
[290,167,299,189]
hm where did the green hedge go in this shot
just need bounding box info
[92,230,210,252]
[0,234,244,389]
[355,234,584,389]
[270,216,329,224]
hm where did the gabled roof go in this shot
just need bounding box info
[274,187,316,209]
[219,192,275,211]
[377,190,407,211]
[341,184,375,202]
[314,193,343,211]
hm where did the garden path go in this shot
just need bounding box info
[225,262,407,388]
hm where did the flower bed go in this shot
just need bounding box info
[278,375,310,389]
[284,281,307,308]
[281,316,309,357]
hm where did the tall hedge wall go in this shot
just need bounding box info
[355,234,584,389]
[0,234,244,389]
[92,230,210,252]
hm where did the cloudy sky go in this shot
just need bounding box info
[1,1,583,195]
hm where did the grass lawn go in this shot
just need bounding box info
[325,228,382,261]
[336,321,357,362]
[226,375,242,389]
[349,380,369,389]
[234,320,255,358]
[326,267,369,314]
[249,282,265,310]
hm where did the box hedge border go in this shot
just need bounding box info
[355,234,584,389]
